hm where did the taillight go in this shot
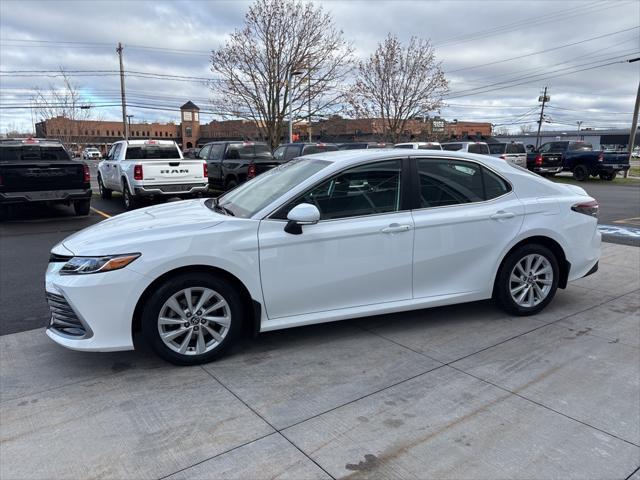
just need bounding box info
[572,200,599,218]
[83,164,90,183]
[133,164,143,180]
[203,163,208,178]
[247,163,257,179]
[499,154,507,160]
[597,153,604,162]
[535,154,543,166]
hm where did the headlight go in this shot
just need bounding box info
[60,254,140,275]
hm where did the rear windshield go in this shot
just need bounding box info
[468,143,490,154]
[442,143,462,151]
[506,143,526,154]
[488,144,506,154]
[125,145,181,160]
[393,144,413,149]
[302,145,338,155]
[417,144,442,150]
[0,146,71,162]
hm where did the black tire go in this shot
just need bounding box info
[74,199,91,216]
[225,178,238,190]
[141,272,244,365]
[494,244,559,316]
[122,182,138,210]
[0,205,9,222]
[599,171,616,181]
[98,174,112,199]
[572,165,589,181]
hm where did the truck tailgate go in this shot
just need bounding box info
[0,162,85,192]
[542,153,562,167]
[137,160,206,184]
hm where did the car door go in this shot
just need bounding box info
[100,145,115,187]
[258,158,414,319]
[104,143,123,188]
[411,157,524,299]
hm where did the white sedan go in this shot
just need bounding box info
[45,150,601,365]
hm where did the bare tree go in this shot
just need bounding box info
[347,34,448,143]
[493,126,510,136]
[519,124,534,134]
[31,68,94,146]
[210,0,353,149]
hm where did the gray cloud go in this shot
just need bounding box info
[1,0,638,133]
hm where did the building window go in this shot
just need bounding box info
[194,112,199,121]
[186,127,192,137]
[91,130,94,135]
[183,111,192,121]
[155,131,158,137]
[165,132,168,137]
[85,130,89,135]
[118,130,121,136]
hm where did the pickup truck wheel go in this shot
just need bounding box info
[495,244,559,316]
[74,199,91,216]
[599,172,616,181]
[98,174,112,199]
[225,178,238,190]
[0,205,9,222]
[141,273,243,365]
[572,165,589,182]
[122,184,138,210]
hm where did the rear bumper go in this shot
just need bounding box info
[0,188,92,205]
[599,164,629,172]
[534,166,562,174]
[133,183,208,196]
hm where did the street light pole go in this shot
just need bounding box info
[126,114,134,138]
[287,67,304,143]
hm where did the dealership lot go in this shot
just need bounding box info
[1,239,639,478]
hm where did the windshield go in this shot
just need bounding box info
[215,158,331,218]
[488,144,505,154]
[0,146,71,162]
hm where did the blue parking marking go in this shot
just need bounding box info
[598,224,640,239]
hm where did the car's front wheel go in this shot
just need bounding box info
[495,244,559,316]
[141,273,243,365]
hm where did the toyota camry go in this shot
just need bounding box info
[46,150,600,365]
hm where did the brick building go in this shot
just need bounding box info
[34,100,491,151]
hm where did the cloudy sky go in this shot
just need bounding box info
[1,0,638,134]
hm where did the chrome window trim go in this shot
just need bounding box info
[263,157,408,221]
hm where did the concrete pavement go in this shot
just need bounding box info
[1,242,638,479]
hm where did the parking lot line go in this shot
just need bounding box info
[90,207,112,219]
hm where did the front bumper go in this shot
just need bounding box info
[45,261,148,352]
[133,183,208,196]
[0,188,92,205]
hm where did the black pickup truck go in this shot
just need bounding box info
[527,141,629,181]
[0,138,92,219]
[197,141,283,190]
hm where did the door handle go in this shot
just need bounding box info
[490,211,515,220]
[381,224,412,233]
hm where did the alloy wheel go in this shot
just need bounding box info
[157,287,231,356]
[509,254,553,308]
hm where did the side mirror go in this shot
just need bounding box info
[284,203,320,235]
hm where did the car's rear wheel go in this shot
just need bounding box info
[573,165,589,181]
[141,273,243,365]
[599,171,616,181]
[98,174,112,199]
[122,183,138,210]
[74,199,91,216]
[225,178,238,190]
[495,244,559,316]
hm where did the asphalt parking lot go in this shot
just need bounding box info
[1,168,639,479]
[1,242,638,479]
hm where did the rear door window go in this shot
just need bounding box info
[209,144,225,160]
[284,145,300,161]
[302,145,338,155]
[415,158,510,208]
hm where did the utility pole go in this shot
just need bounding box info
[625,58,640,178]
[308,71,312,142]
[116,42,128,140]
[535,86,549,149]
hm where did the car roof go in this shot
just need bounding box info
[442,141,488,145]
[0,138,64,146]
[124,139,177,145]
[303,148,510,171]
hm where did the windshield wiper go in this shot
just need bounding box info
[212,197,235,216]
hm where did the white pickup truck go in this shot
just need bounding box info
[97,140,208,210]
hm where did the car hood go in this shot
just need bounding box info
[58,199,226,255]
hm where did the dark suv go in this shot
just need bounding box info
[198,141,278,190]
[337,142,391,150]
[273,143,339,162]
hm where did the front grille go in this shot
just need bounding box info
[46,292,89,338]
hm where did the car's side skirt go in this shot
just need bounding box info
[259,290,487,333]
